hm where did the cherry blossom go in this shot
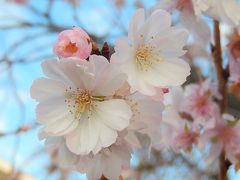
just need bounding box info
[112,9,190,97]
[181,79,221,129]
[76,140,131,180]
[53,27,92,59]
[126,92,164,150]
[199,114,240,166]
[203,0,240,26]
[157,0,240,26]
[31,55,132,155]
[113,83,164,150]
[27,2,240,178]
[40,130,132,180]
[160,87,199,152]
[154,0,211,45]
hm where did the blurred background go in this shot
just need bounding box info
[0,0,240,179]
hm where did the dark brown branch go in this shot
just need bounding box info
[213,20,228,180]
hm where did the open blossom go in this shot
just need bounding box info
[172,125,199,152]
[126,92,164,149]
[203,0,240,26]
[154,0,211,45]
[31,55,132,155]
[185,0,240,26]
[155,0,206,16]
[76,140,131,180]
[40,132,131,180]
[199,114,240,165]
[160,87,199,152]
[112,9,190,97]
[159,0,240,26]
[181,79,221,129]
[113,83,164,149]
[54,27,92,59]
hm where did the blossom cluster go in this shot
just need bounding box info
[30,0,240,179]
[155,0,240,45]
[161,79,240,171]
[31,9,190,179]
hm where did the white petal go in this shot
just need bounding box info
[42,59,95,90]
[65,116,100,155]
[36,97,67,121]
[99,123,118,148]
[140,9,171,41]
[103,153,122,179]
[143,58,190,87]
[41,59,74,86]
[152,27,188,54]
[181,12,210,45]
[93,64,127,96]
[58,142,78,168]
[36,97,78,136]
[62,59,95,90]
[88,55,109,77]
[43,116,78,136]
[95,99,132,131]
[30,77,65,101]
[128,8,145,45]
[123,61,157,96]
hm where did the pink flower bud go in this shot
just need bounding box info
[53,27,92,59]
[162,88,169,94]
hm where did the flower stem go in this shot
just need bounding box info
[213,20,228,180]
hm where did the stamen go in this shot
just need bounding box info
[64,88,105,120]
[135,44,163,71]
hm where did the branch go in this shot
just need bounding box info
[213,20,228,180]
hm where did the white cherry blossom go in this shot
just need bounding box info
[112,9,190,96]
[31,55,132,155]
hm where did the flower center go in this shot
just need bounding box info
[76,90,92,105]
[135,45,163,71]
[65,88,104,120]
[64,42,78,54]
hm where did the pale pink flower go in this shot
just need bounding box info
[39,132,78,169]
[203,0,240,26]
[181,79,221,129]
[199,114,240,165]
[31,55,132,155]
[112,9,190,97]
[114,83,164,149]
[125,92,164,149]
[172,125,199,152]
[161,87,199,152]
[76,140,131,180]
[53,27,92,59]
[40,131,131,180]
[157,0,240,26]
[154,0,211,45]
